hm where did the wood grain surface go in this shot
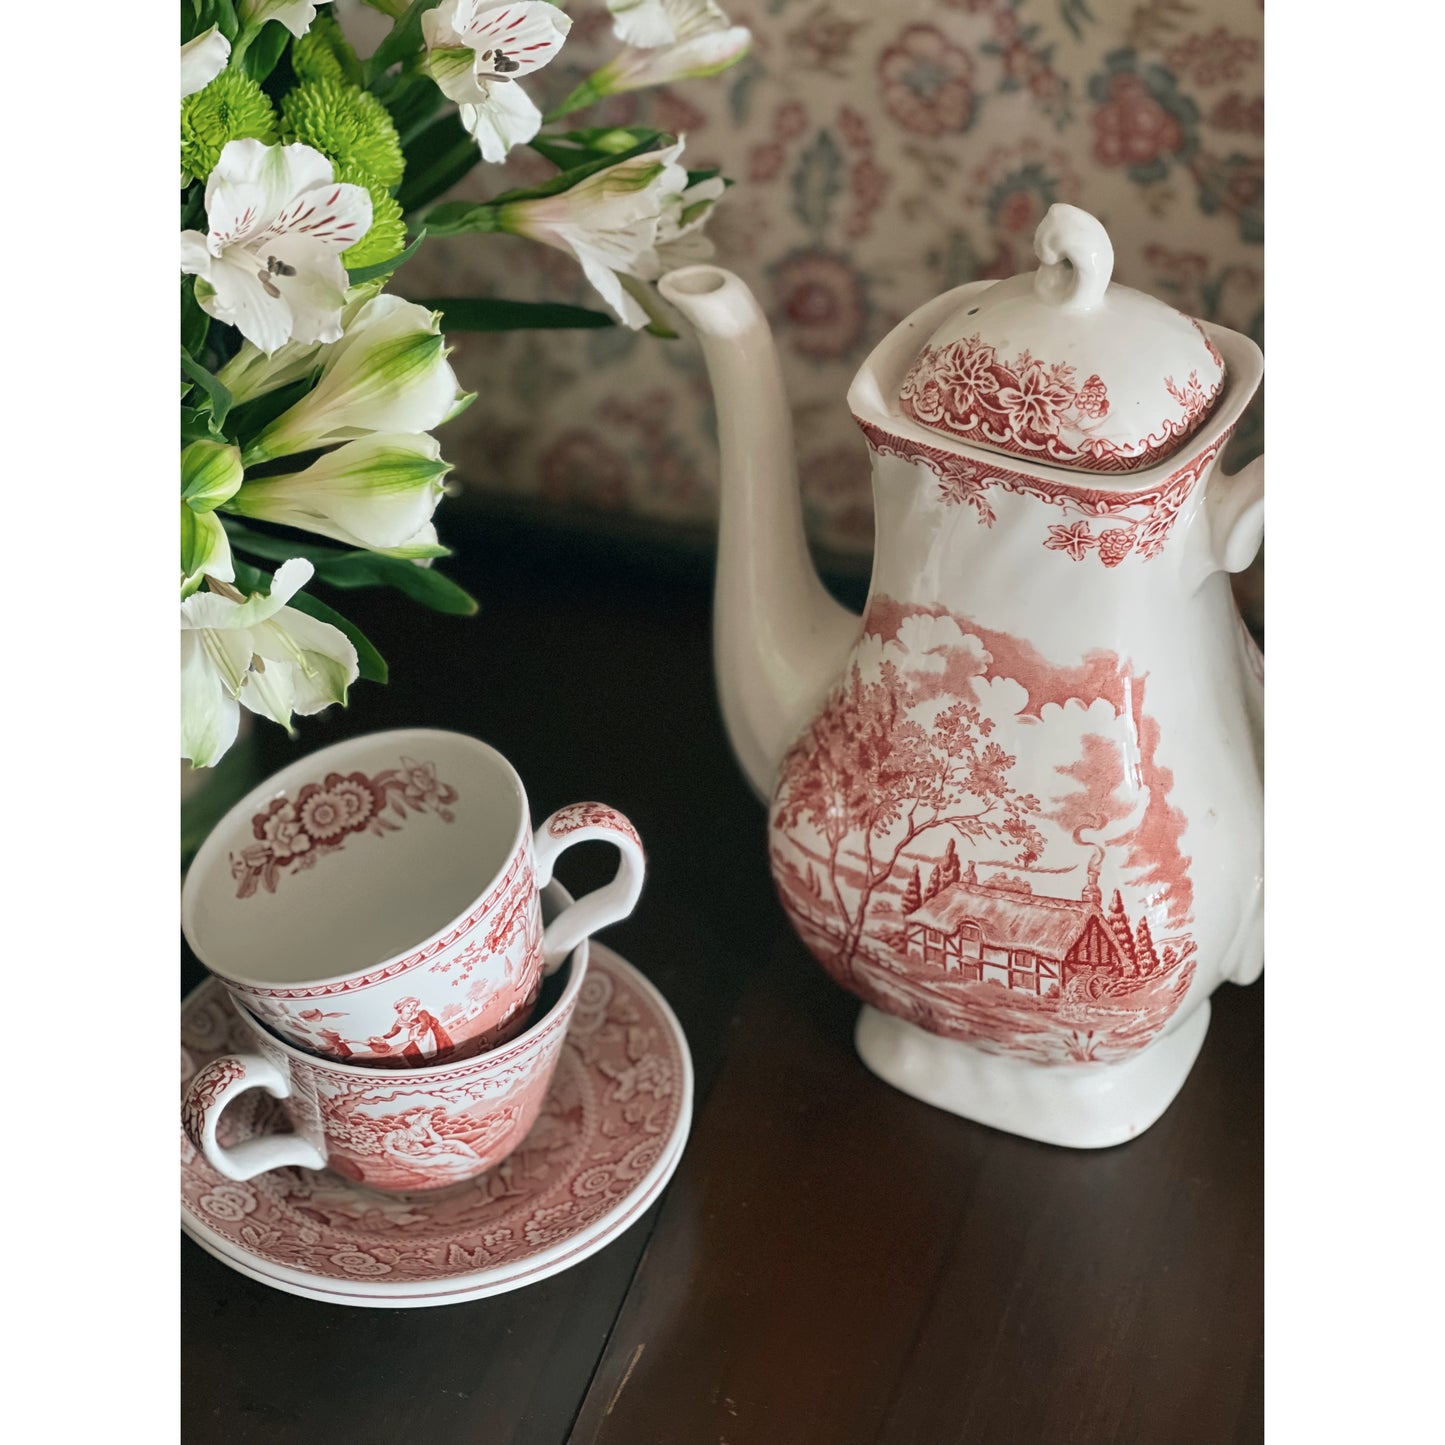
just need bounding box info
[182,505,1263,1444]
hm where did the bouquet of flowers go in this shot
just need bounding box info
[180,0,749,770]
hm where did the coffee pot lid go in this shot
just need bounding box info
[898,204,1225,473]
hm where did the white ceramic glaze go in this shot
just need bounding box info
[660,204,1263,1148]
[182,728,644,1065]
[897,205,1225,473]
[180,942,693,1308]
[183,884,589,1193]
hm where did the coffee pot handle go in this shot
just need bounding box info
[1207,453,1265,573]
[532,804,646,973]
[183,1053,327,1183]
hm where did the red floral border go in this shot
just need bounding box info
[896,324,1224,472]
[230,758,458,900]
[545,803,642,849]
[856,417,1231,564]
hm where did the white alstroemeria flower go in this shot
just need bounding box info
[239,0,332,39]
[228,433,451,557]
[181,26,231,98]
[423,0,571,163]
[606,0,677,47]
[500,142,688,327]
[182,560,359,766]
[181,559,358,767]
[216,282,383,405]
[246,296,470,461]
[180,139,372,356]
[648,173,726,274]
[596,0,750,93]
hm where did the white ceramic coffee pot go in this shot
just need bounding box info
[660,204,1263,1148]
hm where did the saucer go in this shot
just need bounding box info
[181,944,692,1308]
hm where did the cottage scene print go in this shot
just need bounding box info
[770,597,1195,1065]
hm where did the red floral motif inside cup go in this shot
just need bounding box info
[230,759,457,899]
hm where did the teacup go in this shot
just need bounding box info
[181,728,644,1065]
[183,884,590,1194]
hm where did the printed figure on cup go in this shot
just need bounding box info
[368,996,456,1066]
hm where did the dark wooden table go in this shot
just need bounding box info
[182,505,1263,1444]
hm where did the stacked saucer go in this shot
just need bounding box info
[181,942,692,1307]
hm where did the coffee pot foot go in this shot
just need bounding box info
[853,1003,1211,1149]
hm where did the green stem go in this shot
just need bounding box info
[619,276,679,339]
[228,21,261,71]
[543,79,605,125]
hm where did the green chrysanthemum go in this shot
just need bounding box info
[338,168,409,271]
[281,80,405,190]
[181,70,279,186]
[291,12,361,87]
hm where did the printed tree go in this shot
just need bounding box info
[1134,917,1161,973]
[1107,890,1137,975]
[902,866,923,914]
[924,866,941,901]
[773,658,1045,975]
[941,838,962,888]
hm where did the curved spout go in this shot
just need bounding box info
[659,265,860,803]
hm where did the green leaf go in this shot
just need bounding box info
[241,19,291,84]
[225,521,361,566]
[315,552,479,615]
[396,112,482,214]
[416,297,616,331]
[529,127,669,171]
[283,590,390,684]
[410,199,499,238]
[182,406,218,444]
[227,518,452,568]
[365,0,445,83]
[180,350,234,430]
[225,376,316,450]
[181,276,210,360]
[214,0,240,42]
[346,227,427,284]
[376,67,446,145]
[183,0,240,44]
[226,521,474,613]
[180,184,206,233]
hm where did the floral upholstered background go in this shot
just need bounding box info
[396,0,1264,611]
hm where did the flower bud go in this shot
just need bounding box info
[228,433,451,555]
[244,297,465,462]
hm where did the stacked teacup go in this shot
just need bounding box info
[181,729,644,1194]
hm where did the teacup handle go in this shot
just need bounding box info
[533,804,646,973]
[182,1053,327,1183]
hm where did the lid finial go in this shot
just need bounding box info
[1033,204,1114,312]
